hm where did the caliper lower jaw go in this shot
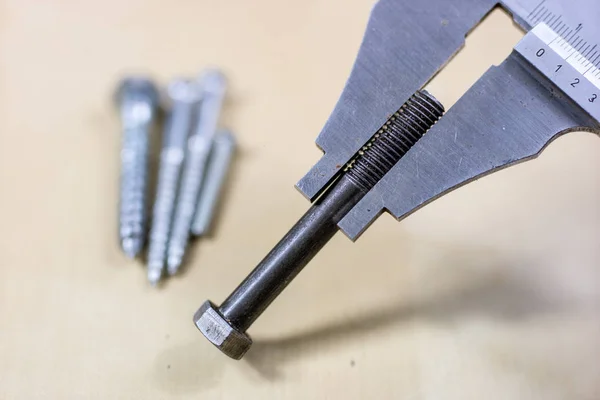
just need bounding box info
[302,52,599,241]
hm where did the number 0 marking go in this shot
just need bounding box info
[536,48,545,57]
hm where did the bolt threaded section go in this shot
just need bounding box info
[147,149,184,283]
[167,138,211,274]
[346,90,444,193]
[119,125,150,257]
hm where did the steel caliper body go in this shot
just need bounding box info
[194,0,600,359]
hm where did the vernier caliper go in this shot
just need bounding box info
[194,0,600,359]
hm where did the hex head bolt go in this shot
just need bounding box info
[193,91,445,359]
[146,79,202,285]
[115,77,159,258]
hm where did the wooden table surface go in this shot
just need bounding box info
[1,1,599,398]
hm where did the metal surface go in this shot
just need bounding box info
[195,92,444,358]
[193,301,252,360]
[115,77,159,258]
[219,176,365,331]
[147,79,201,285]
[340,55,599,239]
[296,0,599,239]
[515,23,600,120]
[295,0,497,201]
[190,129,236,237]
[167,70,226,275]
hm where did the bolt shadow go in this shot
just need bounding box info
[243,254,564,380]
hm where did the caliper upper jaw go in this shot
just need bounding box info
[297,0,599,240]
[295,0,498,201]
[338,52,600,240]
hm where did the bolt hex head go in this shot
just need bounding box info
[193,301,252,360]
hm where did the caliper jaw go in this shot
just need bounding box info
[298,0,600,240]
[295,0,498,201]
[338,52,600,240]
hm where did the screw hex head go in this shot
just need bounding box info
[193,301,252,360]
[115,77,160,108]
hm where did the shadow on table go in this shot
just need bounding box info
[244,250,563,380]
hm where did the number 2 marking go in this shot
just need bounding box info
[571,78,580,87]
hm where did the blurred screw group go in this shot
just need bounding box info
[115,70,235,286]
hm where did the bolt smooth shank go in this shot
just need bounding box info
[147,79,201,285]
[115,77,159,258]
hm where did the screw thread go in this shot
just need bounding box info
[119,125,150,257]
[167,143,209,274]
[147,150,184,283]
[167,71,227,274]
[116,78,158,259]
[346,90,445,193]
[146,82,200,285]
